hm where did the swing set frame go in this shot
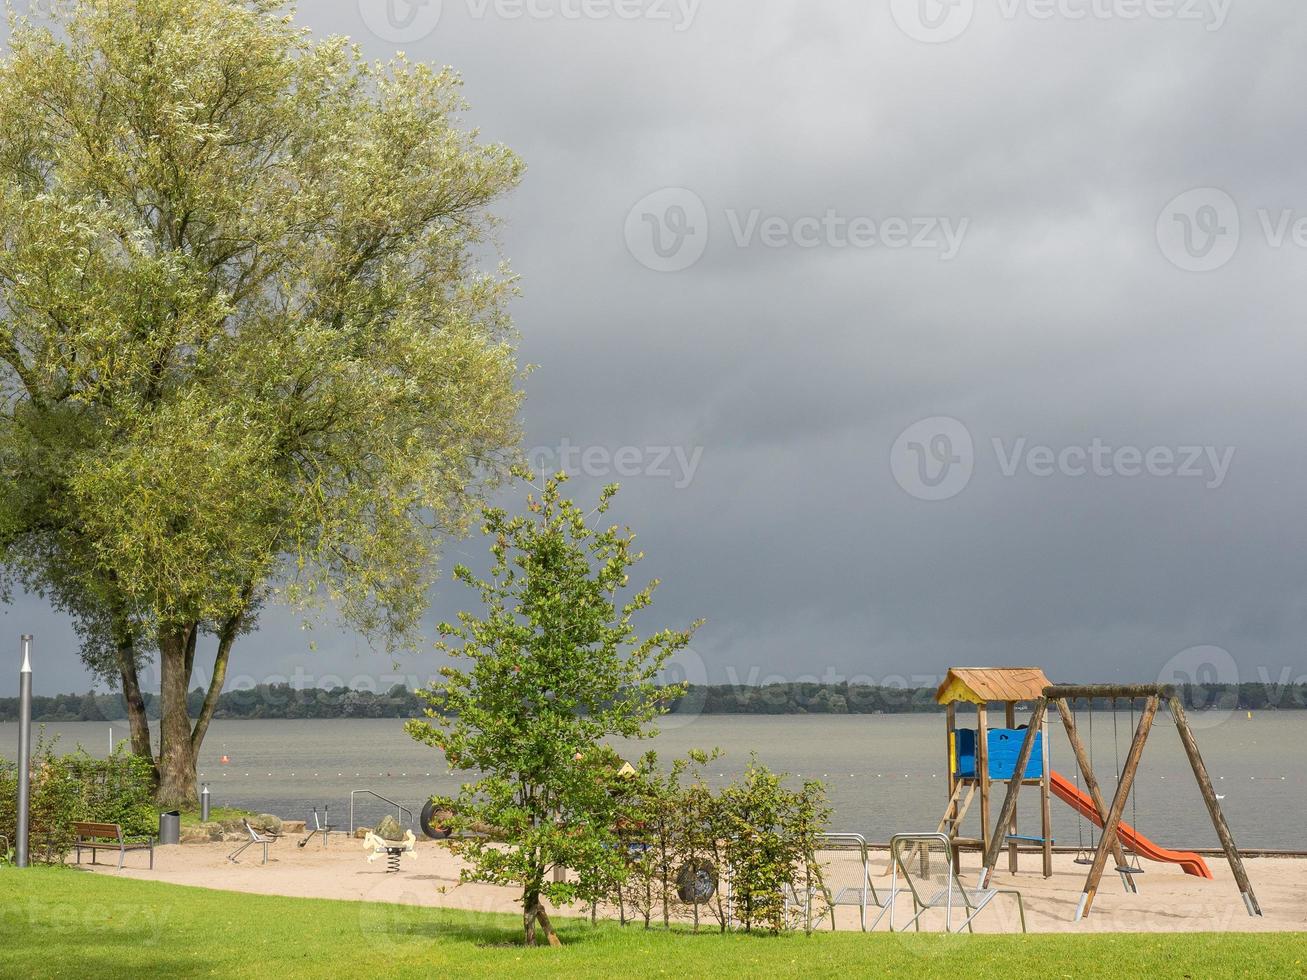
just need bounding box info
[977,683,1264,920]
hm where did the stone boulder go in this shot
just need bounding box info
[181,821,224,844]
[374,815,404,841]
[250,813,283,835]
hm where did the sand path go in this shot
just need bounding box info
[81,837,1307,934]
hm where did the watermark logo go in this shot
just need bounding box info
[659,645,708,730]
[891,0,1230,43]
[892,418,1236,501]
[526,438,704,488]
[466,0,700,30]
[890,0,975,44]
[359,0,444,43]
[1156,187,1240,272]
[626,191,969,272]
[891,417,975,501]
[1157,645,1239,729]
[625,187,710,273]
[725,210,968,258]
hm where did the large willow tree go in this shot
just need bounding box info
[0,0,524,806]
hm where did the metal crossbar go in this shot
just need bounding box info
[349,790,415,834]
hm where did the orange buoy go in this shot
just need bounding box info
[220,754,230,765]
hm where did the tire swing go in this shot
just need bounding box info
[420,798,455,840]
[675,858,718,903]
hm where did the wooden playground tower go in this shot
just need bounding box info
[936,667,1263,921]
[935,667,1055,878]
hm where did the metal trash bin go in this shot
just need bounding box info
[159,810,181,846]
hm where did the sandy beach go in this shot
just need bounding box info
[80,836,1307,935]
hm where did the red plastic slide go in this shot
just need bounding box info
[1048,770,1212,879]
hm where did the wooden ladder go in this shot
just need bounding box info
[885,780,976,875]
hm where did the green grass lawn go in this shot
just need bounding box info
[0,867,1301,979]
[177,806,254,827]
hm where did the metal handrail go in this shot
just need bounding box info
[349,790,415,834]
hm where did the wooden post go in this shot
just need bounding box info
[1074,696,1157,920]
[977,702,990,862]
[1040,708,1053,878]
[978,697,1046,886]
[1057,698,1135,893]
[1168,696,1263,916]
[1005,701,1018,874]
[945,702,958,871]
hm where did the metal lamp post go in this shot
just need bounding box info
[16,634,33,868]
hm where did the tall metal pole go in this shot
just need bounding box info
[16,634,33,868]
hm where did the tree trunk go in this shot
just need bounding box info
[191,610,241,756]
[523,885,539,946]
[114,633,155,771]
[535,904,560,947]
[156,625,199,809]
[522,876,561,947]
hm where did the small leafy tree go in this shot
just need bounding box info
[407,473,701,946]
[719,760,831,934]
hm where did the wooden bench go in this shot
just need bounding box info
[73,821,154,871]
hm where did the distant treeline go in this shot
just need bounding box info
[2,681,1305,723]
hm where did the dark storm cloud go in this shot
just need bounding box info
[4,1,1306,697]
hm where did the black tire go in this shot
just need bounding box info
[675,858,718,904]
[420,798,454,840]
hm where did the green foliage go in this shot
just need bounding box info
[0,0,524,804]
[407,473,700,944]
[716,759,830,934]
[606,751,830,935]
[0,735,157,861]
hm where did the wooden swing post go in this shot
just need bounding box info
[978,697,1046,885]
[1055,697,1136,894]
[1168,696,1263,917]
[1073,695,1158,920]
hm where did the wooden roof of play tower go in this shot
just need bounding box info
[935,667,1052,705]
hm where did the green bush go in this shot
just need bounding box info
[0,734,157,862]
[605,751,830,935]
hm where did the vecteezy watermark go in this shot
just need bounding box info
[890,416,975,502]
[724,210,968,259]
[657,645,708,730]
[1,898,171,943]
[890,0,1230,44]
[1157,644,1239,729]
[1157,186,1307,272]
[624,188,711,273]
[526,438,704,488]
[625,187,969,272]
[465,0,700,30]
[1155,187,1240,271]
[359,0,445,43]
[891,417,1235,501]
[358,0,699,42]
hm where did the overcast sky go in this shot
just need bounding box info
[4,0,1306,697]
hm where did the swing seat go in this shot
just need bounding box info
[1005,834,1054,844]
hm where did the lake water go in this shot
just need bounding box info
[4,711,1304,850]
